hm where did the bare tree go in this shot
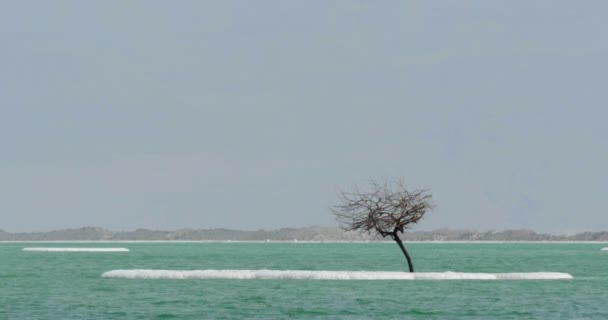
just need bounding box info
[332,179,433,272]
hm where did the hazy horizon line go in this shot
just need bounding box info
[2,225,606,236]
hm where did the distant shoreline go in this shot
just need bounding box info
[2,226,608,242]
[3,240,608,244]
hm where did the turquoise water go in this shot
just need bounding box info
[1,243,607,319]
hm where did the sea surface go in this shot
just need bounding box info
[1,242,607,319]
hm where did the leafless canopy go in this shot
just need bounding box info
[332,179,433,238]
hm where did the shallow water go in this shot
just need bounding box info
[1,242,607,319]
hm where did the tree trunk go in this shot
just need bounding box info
[392,233,414,273]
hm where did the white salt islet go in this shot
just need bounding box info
[23,247,130,252]
[101,269,572,280]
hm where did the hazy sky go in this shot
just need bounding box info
[1,1,607,233]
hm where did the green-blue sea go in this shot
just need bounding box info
[1,242,607,319]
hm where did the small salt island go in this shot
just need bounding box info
[23,247,129,252]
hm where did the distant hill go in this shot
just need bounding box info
[1,227,608,241]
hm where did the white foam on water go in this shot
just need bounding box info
[601,247,608,251]
[101,269,572,280]
[23,247,129,252]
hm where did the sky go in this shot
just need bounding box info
[1,1,607,233]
